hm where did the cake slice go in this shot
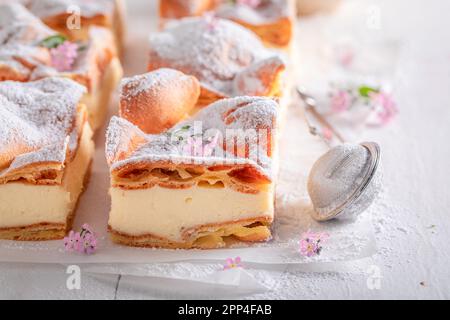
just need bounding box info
[0,77,94,241]
[27,0,126,55]
[0,3,123,130]
[158,0,296,49]
[105,70,279,249]
[148,16,286,107]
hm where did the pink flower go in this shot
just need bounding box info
[299,231,329,257]
[72,232,83,252]
[63,230,79,252]
[330,90,352,113]
[81,223,94,235]
[339,51,354,68]
[336,46,355,68]
[63,223,98,255]
[204,12,219,32]
[369,92,398,125]
[50,41,78,72]
[322,127,333,141]
[64,230,82,252]
[223,257,244,270]
[80,232,97,255]
[237,0,261,8]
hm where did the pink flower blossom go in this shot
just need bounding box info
[330,90,352,113]
[223,257,244,270]
[63,230,79,252]
[336,47,355,68]
[299,230,329,257]
[50,41,78,72]
[339,52,355,68]
[237,0,261,8]
[322,127,333,141]
[369,92,398,125]
[81,232,97,255]
[81,223,94,235]
[63,224,98,255]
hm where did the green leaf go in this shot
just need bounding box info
[39,34,67,49]
[359,85,379,98]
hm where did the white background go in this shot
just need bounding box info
[0,0,449,299]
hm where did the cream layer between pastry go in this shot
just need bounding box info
[109,184,274,244]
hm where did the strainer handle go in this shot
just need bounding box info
[296,86,346,145]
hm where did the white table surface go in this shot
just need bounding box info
[1,0,449,300]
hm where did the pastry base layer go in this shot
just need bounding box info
[0,124,94,241]
[109,217,272,249]
[108,185,274,249]
[81,57,123,131]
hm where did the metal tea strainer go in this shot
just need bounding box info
[297,87,382,221]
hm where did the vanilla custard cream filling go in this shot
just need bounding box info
[0,123,94,229]
[109,184,274,242]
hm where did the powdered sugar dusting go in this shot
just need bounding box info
[233,56,285,96]
[105,115,147,165]
[308,144,370,211]
[149,17,280,96]
[0,5,113,93]
[0,43,51,79]
[119,68,188,101]
[106,96,278,180]
[0,77,86,178]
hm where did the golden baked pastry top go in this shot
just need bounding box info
[106,93,279,193]
[0,3,118,92]
[148,17,286,102]
[0,77,87,185]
